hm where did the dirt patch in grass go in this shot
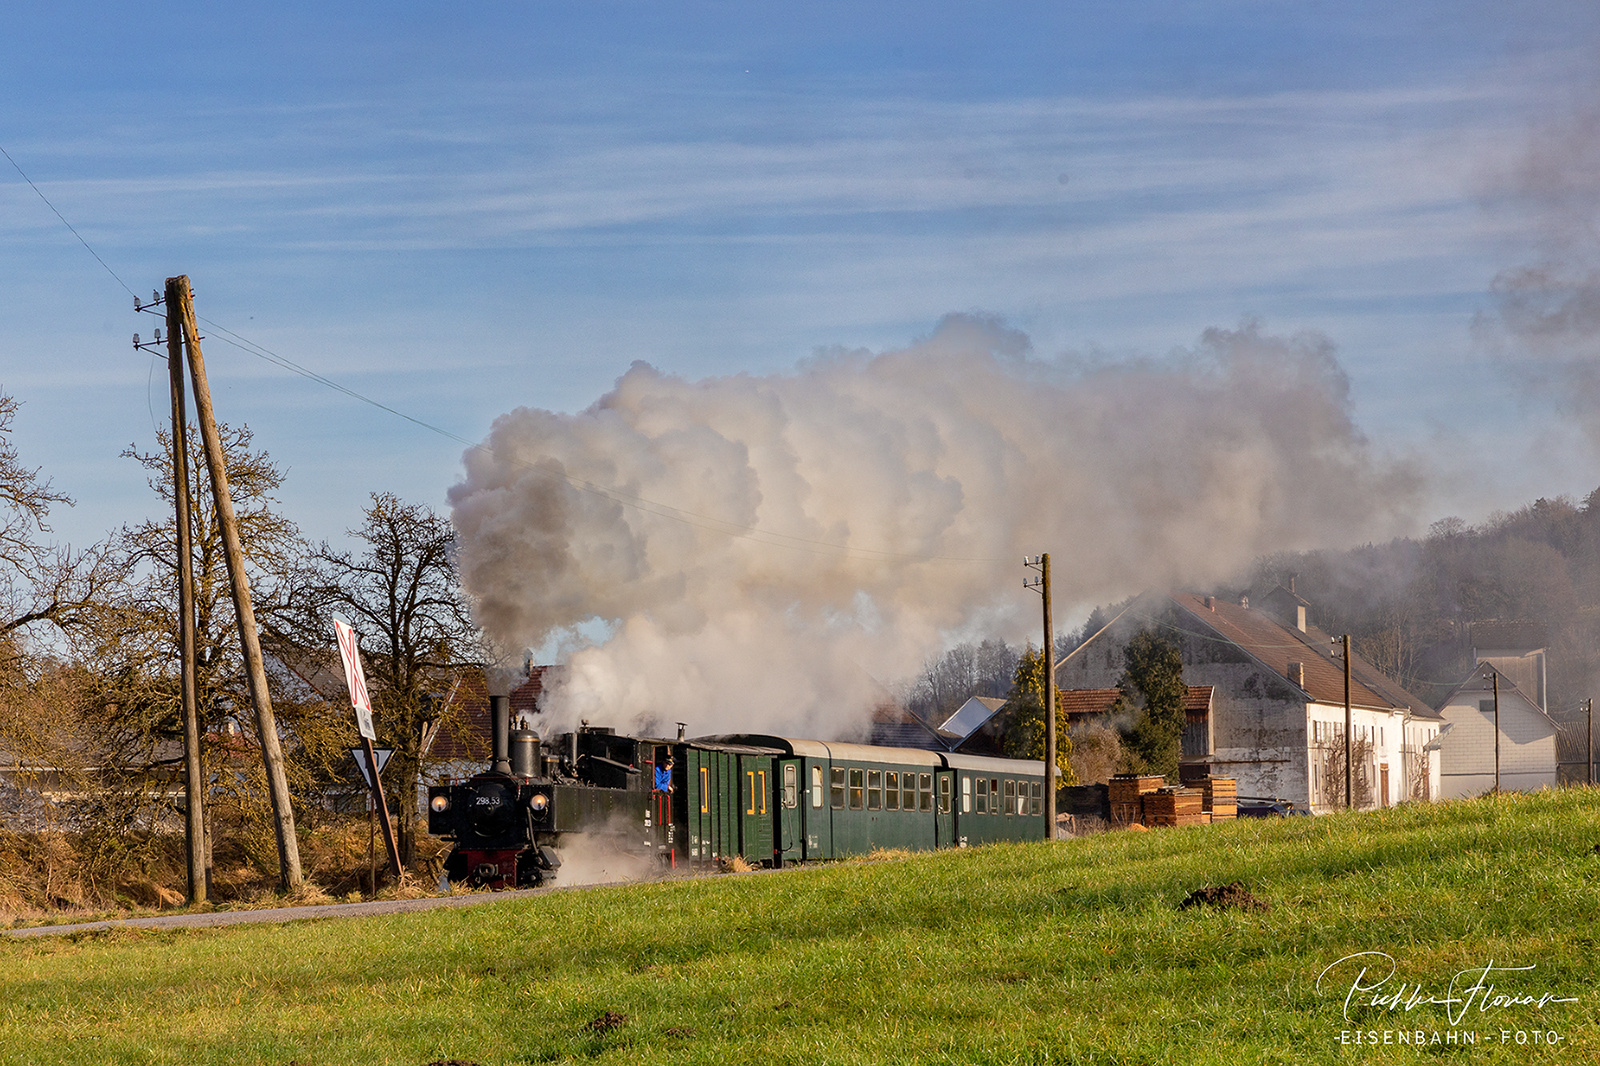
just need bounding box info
[586,1011,627,1033]
[1178,882,1269,912]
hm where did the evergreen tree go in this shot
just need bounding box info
[1117,631,1186,777]
[1001,644,1076,786]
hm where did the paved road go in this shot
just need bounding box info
[2,887,557,939]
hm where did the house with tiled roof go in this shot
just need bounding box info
[1053,686,1215,762]
[932,696,1007,751]
[1056,588,1443,811]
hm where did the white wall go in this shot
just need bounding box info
[1437,691,1557,798]
[1304,704,1426,811]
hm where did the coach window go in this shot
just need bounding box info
[962,775,972,813]
[811,765,824,809]
[1029,780,1042,816]
[919,773,933,812]
[849,767,865,810]
[886,771,900,810]
[989,778,1001,814]
[901,772,915,811]
[867,769,883,810]
[1003,779,1016,816]
[831,767,846,809]
[975,776,988,813]
[783,764,798,809]
[939,775,951,814]
[1015,783,1027,816]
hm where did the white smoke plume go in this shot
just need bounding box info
[449,315,1422,739]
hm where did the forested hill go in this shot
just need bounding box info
[1232,488,1600,729]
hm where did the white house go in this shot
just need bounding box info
[1056,587,1443,812]
[1436,662,1558,798]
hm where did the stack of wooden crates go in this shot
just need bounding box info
[1201,776,1236,821]
[1111,770,1237,826]
[1108,774,1163,826]
[1142,786,1205,827]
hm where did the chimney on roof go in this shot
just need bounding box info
[1288,661,1305,687]
[1296,605,1307,632]
[1204,595,1214,611]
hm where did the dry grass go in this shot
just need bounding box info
[0,811,452,927]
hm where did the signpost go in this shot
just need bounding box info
[335,619,403,881]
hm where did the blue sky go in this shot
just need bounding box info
[4,2,1599,554]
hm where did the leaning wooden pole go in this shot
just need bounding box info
[166,279,207,904]
[171,275,303,890]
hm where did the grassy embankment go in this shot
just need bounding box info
[3,789,1599,1065]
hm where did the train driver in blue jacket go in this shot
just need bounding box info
[654,756,675,793]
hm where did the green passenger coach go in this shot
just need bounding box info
[689,735,1047,865]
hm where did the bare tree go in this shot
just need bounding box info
[283,494,481,866]
[1320,736,1375,809]
[906,638,1017,723]
[0,393,112,679]
[70,424,323,882]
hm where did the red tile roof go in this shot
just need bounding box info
[1059,685,1212,718]
[1059,689,1120,716]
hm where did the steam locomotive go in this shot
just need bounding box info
[427,695,1052,888]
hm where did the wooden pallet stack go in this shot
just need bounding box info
[1201,776,1237,821]
[1108,773,1165,826]
[1142,786,1205,827]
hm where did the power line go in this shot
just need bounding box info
[0,142,137,300]
[2,140,1003,565]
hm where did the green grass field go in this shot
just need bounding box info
[3,789,1598,1065]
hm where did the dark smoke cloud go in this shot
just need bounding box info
[449,315,1422,738]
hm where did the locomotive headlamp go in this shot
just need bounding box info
[530,793,549,812]
[430,794,451,813]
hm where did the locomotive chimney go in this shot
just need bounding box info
[677,721,686,741]
[490,694,512,775]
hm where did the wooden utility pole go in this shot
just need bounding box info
[165,279,207,904]
[1492,670,1501,794]
[1587,698,1593,787]
[171,276,303,890]
[1342,634,1352,811]
[1025,554,1056,841]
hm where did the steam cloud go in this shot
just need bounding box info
[449,315,1422,738]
